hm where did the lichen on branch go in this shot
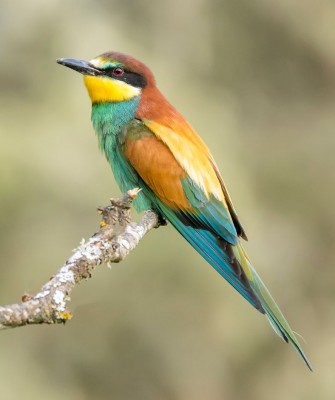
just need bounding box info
[0,189,159,330]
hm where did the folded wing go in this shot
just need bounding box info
[121,119,263,310]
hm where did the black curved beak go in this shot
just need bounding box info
[56,58,102,76]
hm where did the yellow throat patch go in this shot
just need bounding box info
[83,75,141,103]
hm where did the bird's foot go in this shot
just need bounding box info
[154,211,167,228]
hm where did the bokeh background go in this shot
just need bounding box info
[1,1,335,399]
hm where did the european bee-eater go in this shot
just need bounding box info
[57,52,311,370]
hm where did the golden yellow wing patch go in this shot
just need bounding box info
[144,120,225,203]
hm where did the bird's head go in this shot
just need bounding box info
[57,52,155,103]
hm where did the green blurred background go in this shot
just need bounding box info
[1,1,334,399]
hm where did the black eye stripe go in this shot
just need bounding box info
[103,69,147,88]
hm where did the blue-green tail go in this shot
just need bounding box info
[246,259,313,371]
[158,202,312,370]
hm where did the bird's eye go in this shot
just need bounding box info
[112,67,124,77]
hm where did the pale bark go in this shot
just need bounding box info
[0,189,159,330]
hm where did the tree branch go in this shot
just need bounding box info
[0,189,159,330]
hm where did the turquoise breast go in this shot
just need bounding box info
[91,99,152,212]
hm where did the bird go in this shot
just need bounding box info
[57,52,312,370]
